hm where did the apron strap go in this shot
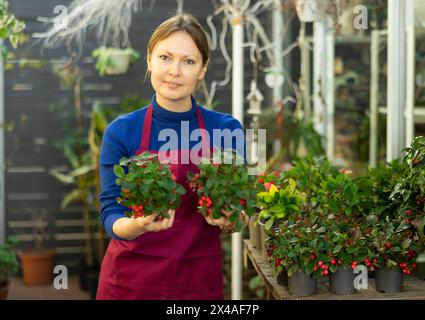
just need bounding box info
[138,104,153,153]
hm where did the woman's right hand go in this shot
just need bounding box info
[134,209,176,233]
[112,209,175,240]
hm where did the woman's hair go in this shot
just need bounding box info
[145,14,210,81]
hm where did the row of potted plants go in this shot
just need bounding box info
[250,136,425,297]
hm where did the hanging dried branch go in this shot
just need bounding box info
[33,0,157,51]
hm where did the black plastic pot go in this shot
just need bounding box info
[87,271,99,300]
[416,253,425,280]
[375,266,404,293]
[79,258,100,292]
[329,268,356,295]
[276,269,288,286]
[288,271,317,297]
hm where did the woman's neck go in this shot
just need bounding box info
[155,94,192,113]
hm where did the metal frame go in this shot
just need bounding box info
[386,0,411,161]
[231,0,244,300]
[0,40,5,244]
[370,0,418,166]
[313,18,335,162]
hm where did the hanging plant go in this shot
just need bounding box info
[92,46,140,76]
[114,152,186,220]
[0,0,27,57]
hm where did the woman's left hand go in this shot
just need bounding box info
[204,209,249,233]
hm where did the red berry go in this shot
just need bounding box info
[309,254,316,260]
[323,270,329,276]
[331,259,336,265]
[338,260,341,265]
[373,258,378,264]
[317,261,323,266]
[313,266,318,271]
[240,199,246,206]
[405,219,411,224]
[385,242,392,249]
[258,177,264,184]
[405,209,412,216]
[412,263,417,269]
[406,270,411,275]
[321,264,327,270]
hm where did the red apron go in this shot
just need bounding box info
[96,104,224,300]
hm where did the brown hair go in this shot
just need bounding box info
[145,14,210,81]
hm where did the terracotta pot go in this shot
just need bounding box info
[248,214,261,251]
[0,280,10,300]
[19,248,56,286]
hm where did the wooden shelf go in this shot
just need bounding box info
[243,239,425,300]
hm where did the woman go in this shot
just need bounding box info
[96,13,247,300]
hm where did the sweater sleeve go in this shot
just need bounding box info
[98,118,132,240]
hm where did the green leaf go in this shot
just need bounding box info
[333,245,342,254]
[113,165,125,178]
[265,218,274,231]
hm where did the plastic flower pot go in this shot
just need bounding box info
[258,221,268,261]
[288,271,317,297]
[0,280,10,300]
[248,214,261,251]
[375,266,404,293]
[19,248,56,286]
[276,269,288,286]
[106,52,131,75]
[295,0,322,22]
[329,268,357,295]
[415,253,425,280]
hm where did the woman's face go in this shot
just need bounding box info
[147,31,208,110]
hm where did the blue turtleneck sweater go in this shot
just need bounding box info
[99,95,245,240]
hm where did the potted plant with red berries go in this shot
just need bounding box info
[364,217,416,293]
[270,216,329,297]
[187,149,257,233]
[114,151,186,220]
[317,167,368,295]
[322,224,368,295]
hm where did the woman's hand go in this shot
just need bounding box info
[204,209,249,233]
[134,209,176,233]
[113,209,176,240]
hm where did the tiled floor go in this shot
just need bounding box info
[6,276,91,300]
